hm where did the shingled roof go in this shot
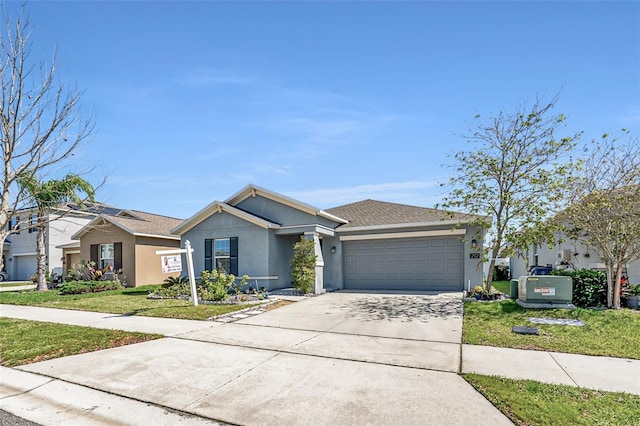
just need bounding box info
[325,199,477,229]
[73,210,183,240]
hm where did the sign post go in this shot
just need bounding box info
[156,240,198,307]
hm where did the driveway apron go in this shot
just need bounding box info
[17,292,513,425]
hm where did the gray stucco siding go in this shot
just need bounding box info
[180,211,270,279]
[235,195,339,228]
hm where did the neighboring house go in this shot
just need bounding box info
[511,235,640,284]
[172,185,484,293]
[70,210,183,287]
[3,204,110,281]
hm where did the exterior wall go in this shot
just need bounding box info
[134,236,180,286]
[322,235,343,290]
[47,213,94,275]
[79,223,136,286]
[5,210,93,280]
[510,233,640,284]
[462,226,485,290]
[181,211,270,281]
[235,195,339,228]
[268,233,299,290]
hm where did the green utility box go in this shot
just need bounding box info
[518,275,573,304]
[510,279,519,299]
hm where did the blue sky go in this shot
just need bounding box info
[11,1,640,219]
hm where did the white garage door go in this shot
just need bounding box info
[344,237,463,291]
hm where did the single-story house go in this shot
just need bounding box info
[172,185,484,293]
[70,209,183,287]
[511,235,640,284]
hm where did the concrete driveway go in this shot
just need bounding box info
[18,291,512,425]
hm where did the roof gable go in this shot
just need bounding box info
[171,201,278,235]
[226,184,347,224]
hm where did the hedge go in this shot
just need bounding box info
[58,280,124,295]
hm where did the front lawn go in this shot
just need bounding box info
[463,299,640,359]
[0,285,255,320]
[465,374,640,426]
[0,317,161,367]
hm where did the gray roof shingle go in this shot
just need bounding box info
[101,210,183,238]
[326,199,477,229]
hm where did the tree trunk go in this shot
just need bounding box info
[605,263,614,309]
[36,218,48,291]
[612,262,623,310]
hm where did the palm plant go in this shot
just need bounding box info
[18,171,95,291]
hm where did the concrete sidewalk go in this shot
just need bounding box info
[1,301,639,426]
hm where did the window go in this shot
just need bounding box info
[99,243,114,270]
[29,214,37,233]
[90,243,122,271]
[205,237,237,275]
[214,239,230,273]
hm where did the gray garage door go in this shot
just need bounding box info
[344,237,463,291]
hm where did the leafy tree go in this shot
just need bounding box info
[18,171,94,291]
[290,237,316,294]
[0,5,94,274]
[561,131,640,309]
[440,96,581,291]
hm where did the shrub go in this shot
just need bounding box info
[58,280,124,295]
[199,269,248,302]
[552,269,607,308]
[291,237,316,294]
[163,275,188,285]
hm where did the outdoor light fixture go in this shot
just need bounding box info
[331,246,337,254]
[471,239,478,249]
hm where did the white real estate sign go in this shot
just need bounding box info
[161,255,182,273]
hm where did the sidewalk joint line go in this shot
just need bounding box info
[548,352,580,387]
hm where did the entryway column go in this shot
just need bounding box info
[305,232,324,294]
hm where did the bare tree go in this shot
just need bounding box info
[562,131,640,309]
[439,96,581,291]
[0,5,94,275]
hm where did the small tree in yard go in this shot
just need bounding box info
[291,237,316,294]
[562,131,640,309]
[439,96,581,291]
[18,171,95,291]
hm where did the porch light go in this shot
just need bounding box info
[471,239,478,249]
[331,246,337,254]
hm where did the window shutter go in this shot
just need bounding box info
[230,237,238,275]
[114,242,122,270]
[204,239,212,271]
[90,244,98,264]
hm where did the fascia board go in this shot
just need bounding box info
[339,229,467,241]
[336,219,472,233]
[171,200,222,235]
[132,233,181,240]
[71,216,104,239]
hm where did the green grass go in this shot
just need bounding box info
[0,284,255,320]
[465,374,640,426]
[0,317,161,367]
[491,280,511,295]
[463,299,640,359]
